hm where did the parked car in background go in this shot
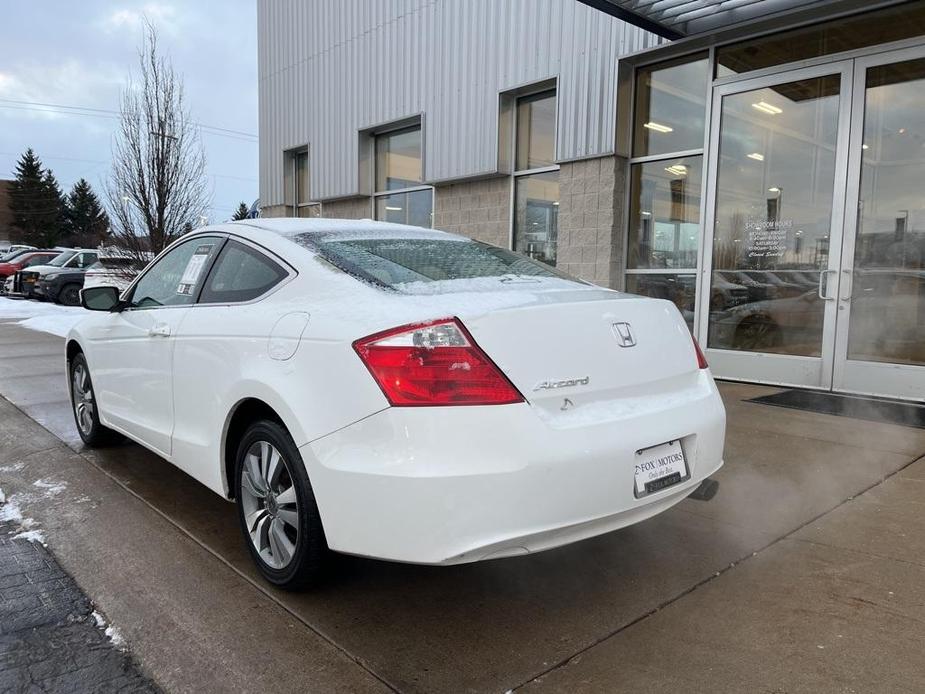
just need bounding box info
[0,250,61,285]
[66,219,725,589]
[15,249,80,299]
[3,275,13,295]
[27,249,100,305]
[0,244,37,256]
[0,247,41,265]
[83,254,150,292]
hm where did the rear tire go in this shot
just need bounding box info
[235,420,329,589]
[68,353,123,447]
[58,283,81,306]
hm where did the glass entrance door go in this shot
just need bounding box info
[700,63,853,388]
[834,47,925,400]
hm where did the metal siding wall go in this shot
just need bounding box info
[258,0,660,204]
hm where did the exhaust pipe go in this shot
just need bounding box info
[688,478,719,502]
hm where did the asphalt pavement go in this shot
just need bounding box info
[0,317,923,693]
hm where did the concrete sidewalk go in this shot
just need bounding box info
[0,318,923,693]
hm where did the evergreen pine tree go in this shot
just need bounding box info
[40,169,68,247]
[231,201,250,221]
[9,149,59,246]
[66,179,111,248]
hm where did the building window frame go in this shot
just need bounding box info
[283,146,322,218]
[509,87,560,266]
[371,123,433,227]
[624,52,712,332]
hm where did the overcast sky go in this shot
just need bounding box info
[0,1,258,222]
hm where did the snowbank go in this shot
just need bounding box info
[0,297,88,337]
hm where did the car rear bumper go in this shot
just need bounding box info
[301,370,726,564]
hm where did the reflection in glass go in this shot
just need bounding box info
[627,157,702,270]
[516,91,556,171]
[375,189,433,228]
[848,59,925,366]
[514,171,559,265]
[634,55,709,157]
[375,127,423,191]
[296,151,309,204]
[708,76,840,356]
[625,274,696,331]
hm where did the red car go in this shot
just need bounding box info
[0,250,60,279]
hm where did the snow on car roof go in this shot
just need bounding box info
[229,218,466,241]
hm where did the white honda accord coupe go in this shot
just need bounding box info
[67,219,725,588]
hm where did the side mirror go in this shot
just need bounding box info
[81,286,122,312]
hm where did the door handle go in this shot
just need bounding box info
[839,269,852,302]
[818,269,837,301]
[148,323,171,337]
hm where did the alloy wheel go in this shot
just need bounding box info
[239,441,300,570]
[71,362,95,436]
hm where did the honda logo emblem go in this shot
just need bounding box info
[612,322,636,348]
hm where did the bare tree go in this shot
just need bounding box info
[107,19,209,260]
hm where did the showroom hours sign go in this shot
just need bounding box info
[743,217,793,260]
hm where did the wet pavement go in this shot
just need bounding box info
[0,519,159,693]
[0,318,924,692]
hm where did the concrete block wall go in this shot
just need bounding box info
[432,177,510,247]
[556,155,625,289]
[321,197,373,220]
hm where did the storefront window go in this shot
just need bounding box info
[374,125,433,227]
[716,2,925,78]
[375,189,434,228]
[516,90,556,170]
[512,89,559,265]
[626,274,696,331]
[375,127,423,191]
[284,147,321,217]
[849,58,925,366]
[513,171,559,266]
[707,76,840,356]
[634,54,709,157]
[627,156,702,270]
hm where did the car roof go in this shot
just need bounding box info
[227,217,462,240]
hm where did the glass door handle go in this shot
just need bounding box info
[818,269,837,300]
[839,269,852,302]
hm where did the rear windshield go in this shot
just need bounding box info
[296,234,580,291]
[47,251,77,267]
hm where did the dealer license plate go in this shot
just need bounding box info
[634,440,688,497]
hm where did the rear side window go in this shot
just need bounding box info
[200,241,287,304]
[298,235,579,290]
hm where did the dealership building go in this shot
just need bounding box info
[258,0,925,401]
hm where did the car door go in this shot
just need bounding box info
[169,239,293,491]
[89,235,224,456]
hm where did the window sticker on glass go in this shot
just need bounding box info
[177,244,213,295]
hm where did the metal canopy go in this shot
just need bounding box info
[578,0,847,39]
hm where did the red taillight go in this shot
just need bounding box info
[353,318,524,406]
[692,335,708,369]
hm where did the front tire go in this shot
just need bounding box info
[68,353,122,447]
[58,283,81,306]
[235,420,329,589]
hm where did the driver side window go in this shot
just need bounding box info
[128,237,222,309]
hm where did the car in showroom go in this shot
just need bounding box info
[66,219,726,589]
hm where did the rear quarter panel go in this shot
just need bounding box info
[169,278,389,496]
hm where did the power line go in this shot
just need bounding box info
[0,98,258,142]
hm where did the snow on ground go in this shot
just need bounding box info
[0,478,67,546]
[92,610,126,649]
[0,297,88,337]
